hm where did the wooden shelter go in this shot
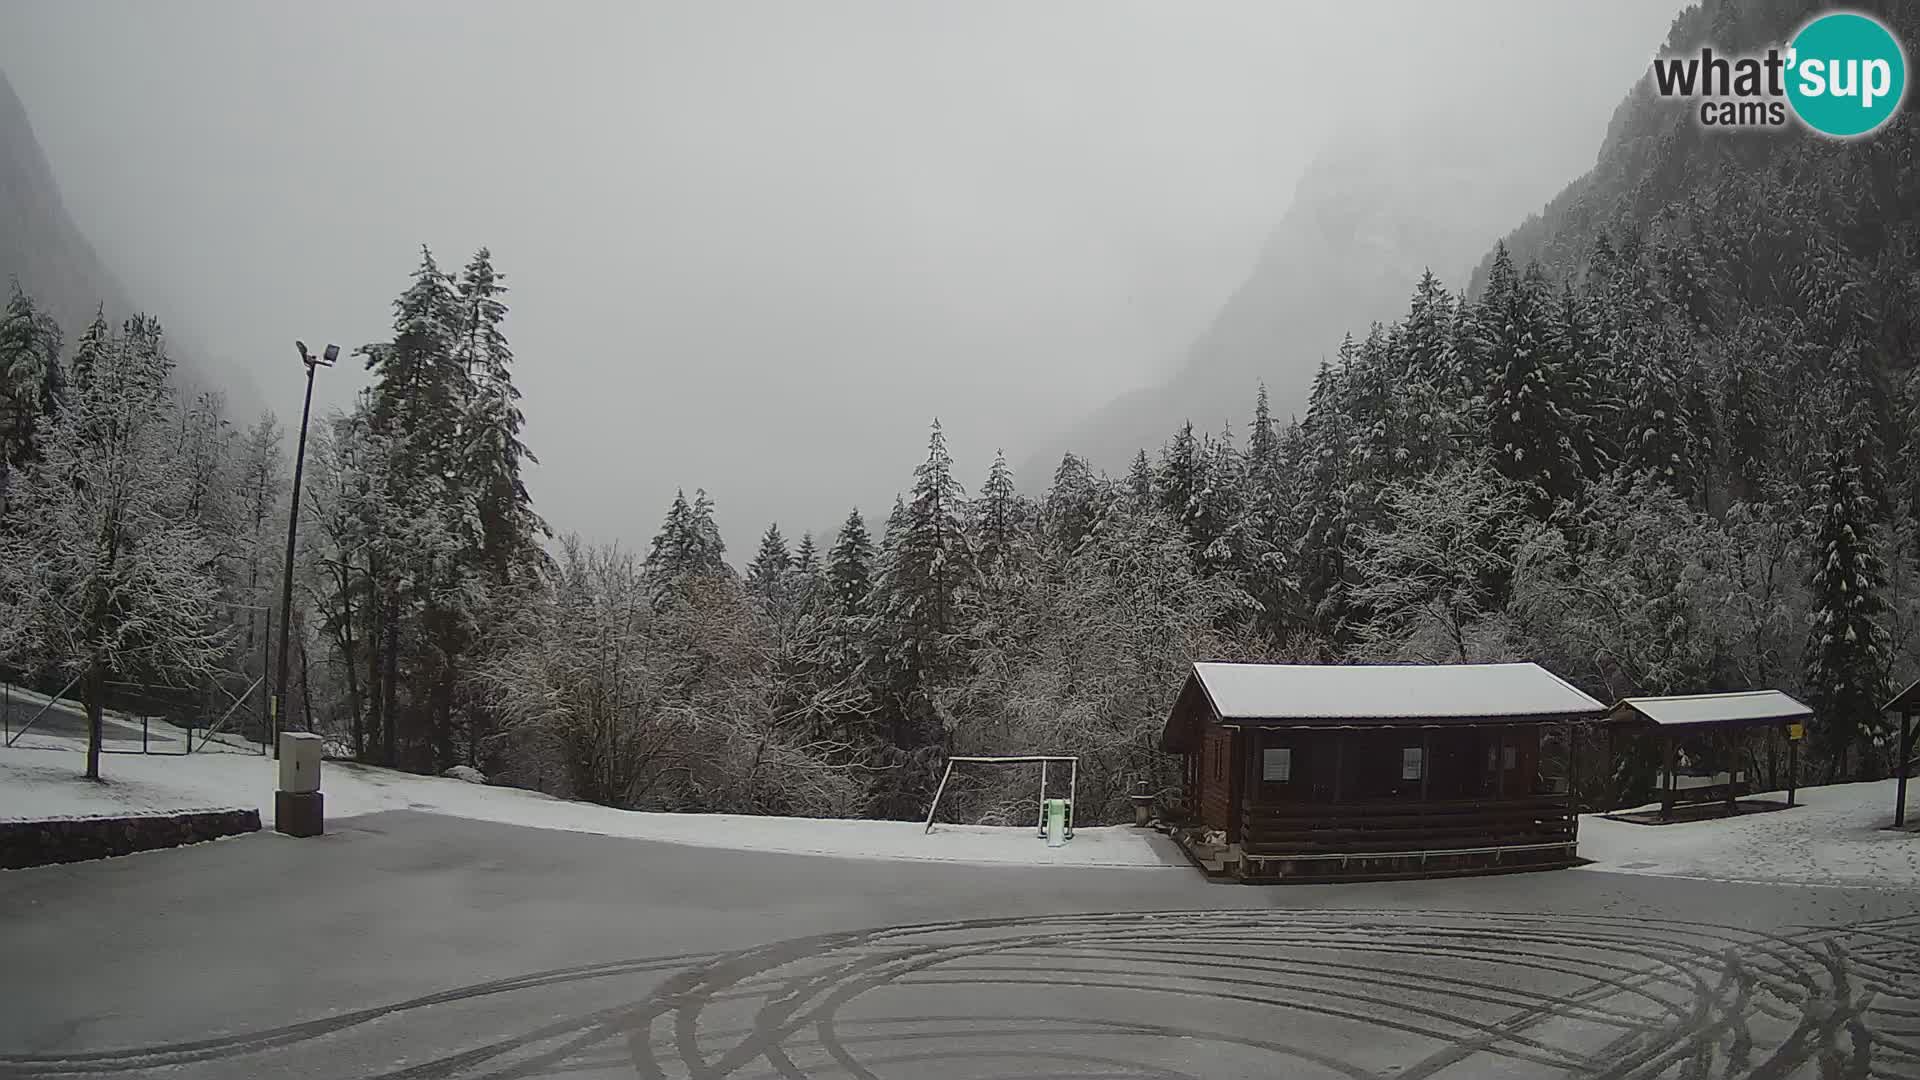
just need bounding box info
[1158,661,1606,882]
[1887,679,1920,828]
[1604,691,1810,820]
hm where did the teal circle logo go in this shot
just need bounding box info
[1786,12,1907,137]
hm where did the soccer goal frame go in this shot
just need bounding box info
[922,755,1078,836]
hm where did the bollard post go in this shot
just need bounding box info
[1129,779,1155,827]
[274,731,325,837]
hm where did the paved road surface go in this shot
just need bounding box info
[1,811,1916,1078]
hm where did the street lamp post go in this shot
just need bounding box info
[274,340,337,758]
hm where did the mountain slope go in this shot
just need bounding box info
[0,67,135,336]
[1467,0,1917,439]
[0,67,261,411]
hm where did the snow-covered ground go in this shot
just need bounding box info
[2,681,261,754]
[0,743,1175,869]
[1576,781,1920,888]
[4,730,1916,884]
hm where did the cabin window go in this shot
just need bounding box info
[1213,742,1226,782]
[1401,746,1424,781]
[1262,747,1292,782]
[1503,745,1518,770]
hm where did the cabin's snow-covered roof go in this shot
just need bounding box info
[1188,661,1605,723]
[1608,690,1811,728]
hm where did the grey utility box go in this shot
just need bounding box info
[279,732,323,793]
[275,732,325,837]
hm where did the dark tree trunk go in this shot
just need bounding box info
[365,556,385,764]
[337,564,362,761]
[297,626,316,734]
[381,589,400,767]
[83,660,105,781]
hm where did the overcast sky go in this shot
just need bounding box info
[1,1,1682,554]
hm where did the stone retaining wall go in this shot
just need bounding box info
[0,808,262,869]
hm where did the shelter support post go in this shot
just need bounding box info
[1724,731,1738,814]
[1787,729,1798,808]
[1898,711,1914,829]
[1604,722,1616,812]
[1662,733,1677,821]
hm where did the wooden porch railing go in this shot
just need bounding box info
[1241,796,1576,857]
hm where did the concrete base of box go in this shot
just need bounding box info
[274,790,324,837]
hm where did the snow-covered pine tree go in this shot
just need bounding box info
[361,247,465,483]
[647,490,694,570]
[792,531,820,579]
[1157,421,1202,537]
[1124,449,1154,511]
[1543,283,1607,484]
[1192,423,1247,579]
[827,508,875,622]
[1722,354,1777,505]
[0,282,64,505]
[645,488,731,592]
[66,308,109,403]
[452,248,546,586]
[1803,439,1892,777]
[1045,452,1102,556]
[745,522,792,598]
[0,317,227,779]
[791,526,821,611]
[1399,270,1461,473]
[1615,322,1697,501]
[1476,247,1584,518]
[871,420,971,788]
[688,489,727,572]
[359,247,493,770]
[974,449,1021,574]
[1241,385,1299,635]
[1345,324,1398,486]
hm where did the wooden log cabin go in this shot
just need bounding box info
[1159,661,1607,882]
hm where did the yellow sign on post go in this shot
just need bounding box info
[1787,722,1804,741]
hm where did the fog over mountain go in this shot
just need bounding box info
[0,2,1681,553]
[1035,108,1637,476]
[0,71,132,337]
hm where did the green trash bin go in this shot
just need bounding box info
[1044,797,1073,847]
